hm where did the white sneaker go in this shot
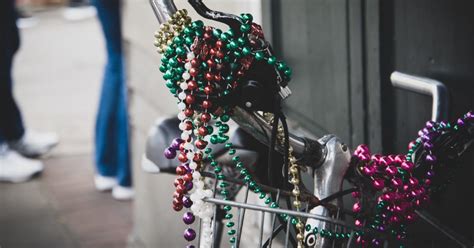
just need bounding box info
[0,145,44,183]
[112,185,134,201]
[17,16,40,29]
[16,8,40,29]
[8,130,59,158]
[62,6,97,21]
[94,174,117,191]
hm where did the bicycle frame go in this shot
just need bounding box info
[146,1,473,247]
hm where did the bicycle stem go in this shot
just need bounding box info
[149,0,326,166]
[232,107,326,166]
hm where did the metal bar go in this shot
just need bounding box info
[267,190,280,248]
[390,71,449,122]
[332,210,341,248]
[198,218,202,247]
[202,197,361,230]
[346,231,355,248]
[284,216,291,248]
[201,172,321,207]
[415,210,472,248]
[149,0,177,24]
[258,209,266,248]
[235,187,250,247]
[211,177,218,248]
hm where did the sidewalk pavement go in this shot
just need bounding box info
[0,8,132,248]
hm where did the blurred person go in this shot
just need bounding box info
[92,0,133,200]
[0,0,58,183]
[63,0,96,21]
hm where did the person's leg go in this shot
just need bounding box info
[92,0,131,187]
[0,0,25,145]
[0,0,44,184]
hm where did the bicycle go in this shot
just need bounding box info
[141,0,474,247]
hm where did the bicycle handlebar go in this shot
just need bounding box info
[149,0,177,24]
[149,0,326,167]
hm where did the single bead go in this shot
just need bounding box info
[184,228,196,241]
[240,13,253,22]
[409,177,419,186]
[201,113,211,123]
[176,184,187,194]
[220,32,230,42]
[391,178,403,188]
[362,166,375,176]
[229,40,238,50]
[184,108,194,117]
[176,165,187,175]
[173,178,184,187]
[352,202,362,213]
[385,165,398,176]
[175,46,186,56]
[267,56,276,65]
[185,95,195,105]
[426,154,437,164]
[291,218,298,225]
[183,212,195,224]
[173,204,183,211]
[242,47,251,56]
[197,126,207,136]
[210,135,219,144]
[164,147,177,159]
[277,61,287,71]
[401,161,414,171]
[183,173,193,182]
[254,51,265,61]
[372,178,385,190]
[240,24,251,33]
[195,139,208,150]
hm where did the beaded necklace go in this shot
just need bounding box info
[156,10,297,247]
[350,111,473,246]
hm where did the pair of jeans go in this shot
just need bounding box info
[0,0,25,145]
[92,0,132,187]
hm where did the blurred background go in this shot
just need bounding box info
[1,0,473,247]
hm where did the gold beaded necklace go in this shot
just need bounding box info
[277,125,305,248]
[154,9,192,54]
